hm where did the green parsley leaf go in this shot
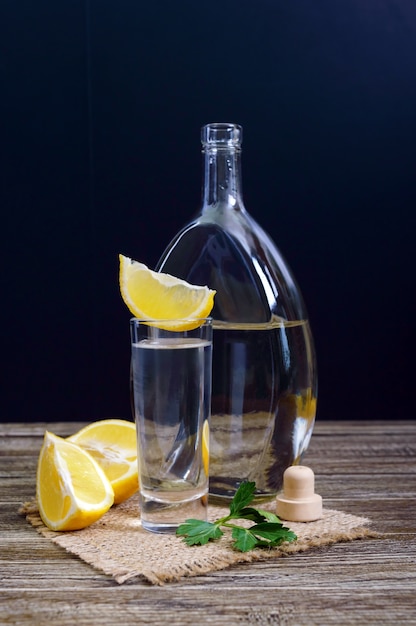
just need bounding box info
[176,481,298,552]
[257,509,282,523]
[231,526,258,552]
[229,481,256,516]
[235,507,267,523]
[176,519,223,546]
[249,522,293,542]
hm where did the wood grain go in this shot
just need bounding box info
[1,420,415,625]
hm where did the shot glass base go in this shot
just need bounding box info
[139,490,208,534]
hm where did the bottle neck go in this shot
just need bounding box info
[200,123,244,211]
[201,146,244,210]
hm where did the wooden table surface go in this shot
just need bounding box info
[1,420,415,625]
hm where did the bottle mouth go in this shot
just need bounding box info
[201,123,242,148]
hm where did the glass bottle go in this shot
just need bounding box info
[156,123,317,502]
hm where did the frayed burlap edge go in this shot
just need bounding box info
[19,495,379,586]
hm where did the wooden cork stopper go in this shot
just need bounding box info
[276,465,322,522]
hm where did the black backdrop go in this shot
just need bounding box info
[2,0,415,423]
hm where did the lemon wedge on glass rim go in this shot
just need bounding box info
[118,254,216,331]
[36,431,114,531]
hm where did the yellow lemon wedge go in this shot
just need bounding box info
[202,419,209,476]
[68,419,139,504]
[119,254,216,331]
[36,431,114,531]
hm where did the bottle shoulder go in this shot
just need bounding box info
[157,210,308,322]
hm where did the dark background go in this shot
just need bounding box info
[2,0,415,423]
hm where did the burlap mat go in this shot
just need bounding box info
[19,495,377,585]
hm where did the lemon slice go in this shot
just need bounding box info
[68,419,139,504]
[202,419,209,476]
[119,254,216,331]
[36,431,114,531]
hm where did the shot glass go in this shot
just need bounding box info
[130,318,212,533]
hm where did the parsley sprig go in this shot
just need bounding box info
[176,481,297,552]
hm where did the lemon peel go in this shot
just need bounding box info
[119,254,216,331]
[36,431,114,531]
[68,419,139,504]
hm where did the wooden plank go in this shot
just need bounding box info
[1,586,415,625]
